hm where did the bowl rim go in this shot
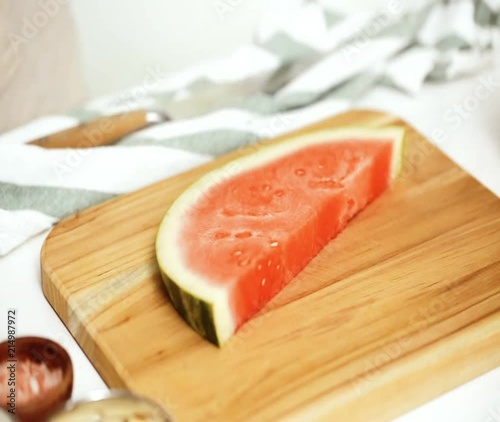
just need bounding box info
[0,336,73,407]
[0,336,72,368]
[51,389,174,421]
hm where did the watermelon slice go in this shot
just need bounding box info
[156,126,405,346]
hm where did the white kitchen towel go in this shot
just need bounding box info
[0,0,498,255]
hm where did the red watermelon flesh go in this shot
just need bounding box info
[156,127,405,346]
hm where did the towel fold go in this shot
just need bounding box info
[0,0,498,255]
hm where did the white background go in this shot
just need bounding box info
[1,76,499,421]
[1,0,499,420]
[70,0,385,98]
[70,0,272,97]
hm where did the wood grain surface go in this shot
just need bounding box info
[41,110,500,422]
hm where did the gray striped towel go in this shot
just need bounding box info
[0,0,498,255]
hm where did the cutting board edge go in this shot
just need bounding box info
[39,109,500,422]
[42,257,500,422]
[285,310,500,422]
[40,258,132,389]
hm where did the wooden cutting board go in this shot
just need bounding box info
[41,110,500,422]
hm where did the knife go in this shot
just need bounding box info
[28,57,319,149]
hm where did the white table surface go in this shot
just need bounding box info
[1,72,499,421]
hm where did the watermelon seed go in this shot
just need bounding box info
[270,241,279,247]
[235,231,252,239]
[258,264,262,270]
[214,231,230,239]
[295,168,306,176]
[261,278,266,286]
[267,260,272,267]
[238,259,250,267]
[276,264,281,270]
[274,189,285,197]
[263,184,271,191]
[233,250,242,257]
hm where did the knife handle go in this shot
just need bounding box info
[28,110,168,149]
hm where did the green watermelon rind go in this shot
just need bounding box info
[160,272,219,345]
[156,126,406,347]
